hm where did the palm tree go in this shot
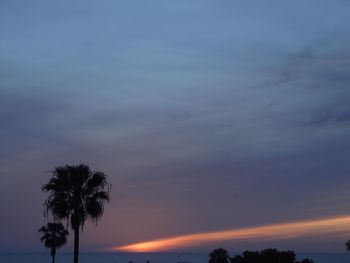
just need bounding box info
[39,222,69,263]
[42,164,111,263]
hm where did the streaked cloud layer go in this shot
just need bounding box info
[1,0,350,252]
[115,215,350,252]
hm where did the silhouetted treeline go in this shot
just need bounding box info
[209,248,314,263]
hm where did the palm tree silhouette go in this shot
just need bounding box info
[39,222,69,263]
[42,164,111,263]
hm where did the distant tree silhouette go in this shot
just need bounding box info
[230,250,260,263]
[42,164,111,263]
[295,259,314,263]
[229,255,243,263]
[39,222,68,263]
[346,240,350,251]
[209,248,230,263]
[229,248,312,263]
[261,249,295,263]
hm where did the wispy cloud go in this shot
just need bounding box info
[114,215,350,252]
[1,0,350,252]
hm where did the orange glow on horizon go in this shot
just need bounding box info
[111,215,350,252]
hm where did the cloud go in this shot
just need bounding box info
[113,215,350,252]
[303,108,350,127]
[1,0,350,252]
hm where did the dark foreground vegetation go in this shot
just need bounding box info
[209,248,314,263]
[39,222,68,263]
[39,164,111,263]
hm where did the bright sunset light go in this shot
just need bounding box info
[114,215,350,252]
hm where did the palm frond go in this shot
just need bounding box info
[39,222,69,250]
[42,164,111,231]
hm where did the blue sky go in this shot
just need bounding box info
[1,0,350,252]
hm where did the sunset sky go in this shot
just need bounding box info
[1,0,350,253]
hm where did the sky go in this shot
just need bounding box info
[1,0,350,253]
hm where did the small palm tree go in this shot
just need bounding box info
[42,164,111,263]
[39,222,69,263]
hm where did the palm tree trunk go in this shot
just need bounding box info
[74,227,79,263]
[51,247,56,263]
